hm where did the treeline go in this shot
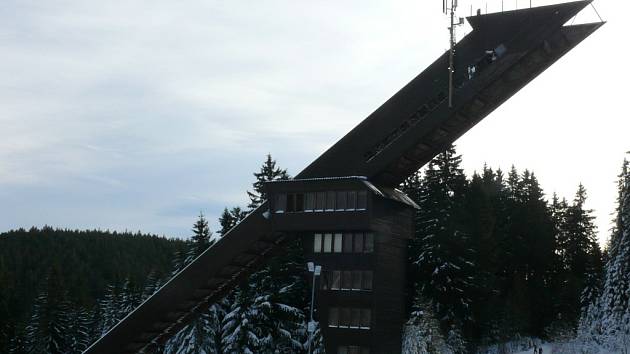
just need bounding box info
[402,146,603,352]
[0,228,186,353]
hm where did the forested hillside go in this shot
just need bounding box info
[0,228,186,353]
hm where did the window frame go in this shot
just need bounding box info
[323,233,333,253]
[347,191,357,211]
[363,271,373,291]
[313,233,322,253]
[315,191,326,211]
[305,192,316,212]
[357,190,368,210]
[353,233,364,253]
[360,309,371,329]
[326,191,336,211]
[328,307,339,327]
[333,233,343,253]
[364,233,374,253]
[275,193,287,213]
[336,191,347,211]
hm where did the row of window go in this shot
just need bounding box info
[313,232,374,254]
[338,346,370,354]
[329,307,371,329]
[321,270,373,292]
[274,190,368,213]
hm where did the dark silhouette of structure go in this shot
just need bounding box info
[84,2,603,353]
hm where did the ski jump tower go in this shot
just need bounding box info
[85,2,603,353]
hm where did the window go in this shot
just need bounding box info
[295,193,304,212]
[352,271,362,290]
[364,233,374,253]
[351,308,361,328]
[360,309,371,329]
[287,194,295,212]
[315,192,326,211]
[347,191,357,210]
[354,233,364,253]
[341,233,352,252]
[326,191,336,210]
[340,308,351,328]
[329,308,371,330]
[329,307,339,327]
[273,190,367,214]
[323,233,333,253]
[313,231,374,254]
[357,191,368,210]
[338,347,369,354]
[305,192,316,212]
[342,271,352,290]
[321,272,329,290]
[314,233,322,253]
[275,194,287,213]
[331,271,341,290]
[336,191,347,210]
[322,270,372,292]
[363,271,373,290]
[334,233,343,253]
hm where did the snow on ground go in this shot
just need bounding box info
[511,342,622,354]
[512,344,551,354]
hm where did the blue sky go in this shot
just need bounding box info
[1,0,625,242]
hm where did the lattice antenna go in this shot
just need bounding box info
[445,0,464,108]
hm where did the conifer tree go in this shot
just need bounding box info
[186,212,213,264]
[24,269,71,354]
[218,207,247,237]
[247,154,289,210]
[411,145,474,332]
[404,292,448,353]
[558,184,602,324]
[220,154,307,353]
[67,305,92,353]
[580,158,630,350]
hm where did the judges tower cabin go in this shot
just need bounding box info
[266,177,418,354]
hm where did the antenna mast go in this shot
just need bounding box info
[444,0,462,108]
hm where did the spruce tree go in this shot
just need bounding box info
[218,207,247,237]
[186,212,213,264]
[67,305,92,353]
[580,158,630,350]
[24,268,71,354]
[558,184,602,325]
[247,154,289,210]
[411,145,474,333]
[404,292,448,353]
[220,154,308,353]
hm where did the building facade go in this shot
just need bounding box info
[266,177,416,354]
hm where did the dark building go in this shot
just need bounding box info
[84,3,603,353]
[266,177,417,353]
